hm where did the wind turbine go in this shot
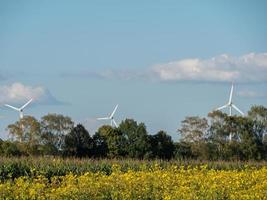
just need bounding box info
[215,83,244,116]
[97,104,119,128]
[5,99,33,119]
[215,83,244,141]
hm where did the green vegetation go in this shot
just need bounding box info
[0,105,266,160]
[0,157,266,182]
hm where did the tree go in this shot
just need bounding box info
[63,124,93,157]
[96,125,127,158]
[92,131,108,158]
[208,110,264,160]
[0,141,22,156]
[7,116,41,145]
[119,119,150,159]
[207,111,229,159]
[6,116,41,155]
[149,131,174,159]
[174,141,193,159]
[178,116,210,159]
[248,105,267,142]
[178,116,209,143]
[40,113,74,152]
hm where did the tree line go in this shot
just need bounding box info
[0,105,266,160]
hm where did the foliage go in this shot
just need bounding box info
[41,113,74,152]
[3,105,267,161]
[63,124,93,157]
[149,131,175,159]
[119,119,151,159]
[178,116,209,142]
[7,116,41,145]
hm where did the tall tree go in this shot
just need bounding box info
[96,125,127,158]
[178,116,209,143]
[7,116,41,145]
[149,131,174,159]
[119,119,150,159]
[7,116,41,155]
[40,113,74,151]
[63,124,93,157]
[248,105,267,142]
[92,131,108,158]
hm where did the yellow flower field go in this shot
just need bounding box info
[0,165,266,200]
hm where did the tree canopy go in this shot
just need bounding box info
[2,105,267,160]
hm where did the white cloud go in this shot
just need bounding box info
[0,82,64,105]
[151,52,267,82]
[61,52,267,83]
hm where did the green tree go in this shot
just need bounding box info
[63,124,93,157]
[7,116,41,155]
[92,131,108,158]
[149,131,174,159]
[7,116,41,145]
[178,116,210,159]
[208,111,229,159]
[0,141,22,156]
[40,113,74,152]
[178,116,209,143]
[119,119,150,159]
[248,105,267,143]
[208,110,264,160]
[96,125,127,158]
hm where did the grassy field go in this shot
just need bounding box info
[0,157,266,199]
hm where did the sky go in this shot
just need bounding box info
[0,0,267,141]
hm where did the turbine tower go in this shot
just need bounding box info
[5,99,33,119]
[97,104,119,128]
[215,83,244,116]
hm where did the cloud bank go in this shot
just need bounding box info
[0,82,64,105]
[151,53,267,82]
[62,52,267,83]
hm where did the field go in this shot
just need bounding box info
[0,157,266,199]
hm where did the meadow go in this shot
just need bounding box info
[0,157,266,199]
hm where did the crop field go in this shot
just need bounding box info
[0,158,266,199]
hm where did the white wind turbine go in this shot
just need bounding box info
[97,104,119,128]
[215,83,244,116]
[5,99,33,119]
[215,83,244,141]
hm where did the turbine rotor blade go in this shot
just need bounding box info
[112,119,118,128]
[97,117,110,120]
[228,83,234,104]
[4,104,20,111]
[232,104,245,116]
[20,99,33,110]
[110,104,118,118]
[216,104,228,111]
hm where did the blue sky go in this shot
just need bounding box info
[0,0,267,141]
